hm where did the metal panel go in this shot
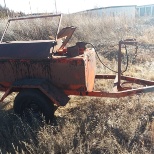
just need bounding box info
[0,40,56,59]
[0,51,96,91]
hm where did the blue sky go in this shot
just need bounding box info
[0,0,154,14]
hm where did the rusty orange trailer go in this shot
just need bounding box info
[0,14,154,122]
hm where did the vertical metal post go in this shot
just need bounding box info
[29,1,32,14]
[3,0,9,18]
[56,14,62,40]
[117,41,122,89]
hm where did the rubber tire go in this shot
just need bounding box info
[13,89,55,123]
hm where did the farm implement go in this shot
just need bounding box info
[0,14,154,121]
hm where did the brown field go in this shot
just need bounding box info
[0,14,154,154]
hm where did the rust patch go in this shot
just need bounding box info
[0,55,89,91]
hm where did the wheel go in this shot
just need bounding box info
[13,89,55,123]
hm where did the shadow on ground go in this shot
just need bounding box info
[0,99,154,153]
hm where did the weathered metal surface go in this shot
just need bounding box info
[71,74,154,98]
[67,46,79,57]
[0,40,56,59]
[0,12,153,105]
[56,26,76,51]
[64,85,154,98]
[0,49,96,92]
[84,48,96,91]
[65,73,154,97]
[12,79,70,106]
[117,39,137,89]
[121,76,154,86]
[96,74,154,86]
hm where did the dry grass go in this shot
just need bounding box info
[0,14,154,153]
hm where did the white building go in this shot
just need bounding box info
[136,4,154,17]
[81,5,136,19]
[79,4,154,18]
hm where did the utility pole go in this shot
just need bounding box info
[29,1,32,14]
[3,0,9,18]
[55,0,57,14]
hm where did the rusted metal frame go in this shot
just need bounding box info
[95,74,116,79]
[64,85,154,98]
[8,14,62,22]
[0,14,62,43]
[118,41,122,89]
[11,78,70,106]
[12,85,60,106]
[95,74,154,86]
[121,76,154,86]
[94,74,154,93]
[0,85,61,106]
[37,86,60,106]
[0,20,10,43]
[117,40,137,90]
[56,14,62,40]
[0,82,11,91]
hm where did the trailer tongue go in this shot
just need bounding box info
[0,14,153,122]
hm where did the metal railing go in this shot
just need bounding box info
[0,14,62,43]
